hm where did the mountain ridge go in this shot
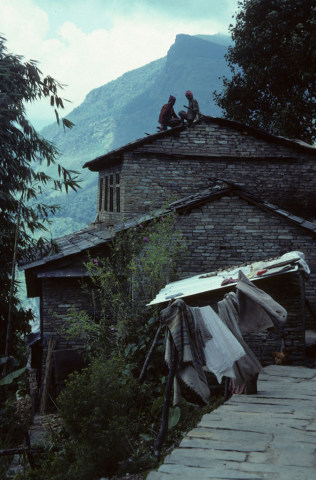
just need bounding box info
[39,33,232,237]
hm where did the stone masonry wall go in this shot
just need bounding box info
[96,123,316,224]
[185,272,305,366]
[40,277,94,392]
[175,194,316,329]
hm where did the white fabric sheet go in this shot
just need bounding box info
[199,306,246,384]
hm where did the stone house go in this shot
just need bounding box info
[19,117,316,397]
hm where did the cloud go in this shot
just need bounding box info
[0,0,237,128]
[0,0,49,56]
[127,0,238,23]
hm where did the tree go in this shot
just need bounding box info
[0,35,80,361]
[62,209,187,360]
[214,0,316,144]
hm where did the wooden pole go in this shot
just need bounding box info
[24,431,36,470]
[154,339,177,459]
[224,377,230,402]
[138,325,162,384]
[0,447,61,457]
[39,335,57,414]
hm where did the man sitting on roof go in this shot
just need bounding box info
[158,95,182,131]
[178,90,200,125]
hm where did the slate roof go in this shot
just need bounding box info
[18,181,316,272]
[83,116,316,172]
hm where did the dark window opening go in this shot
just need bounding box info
[116,187,120,212]
[110,174,113,185]
[116,173,120,185]
[104,177,108,211]
[110,187,113,212]
[99,178,103,211]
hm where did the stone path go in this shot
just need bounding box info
[147,365,316,480]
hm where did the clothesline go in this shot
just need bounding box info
[143,268,288,458]
[160,269,287,404]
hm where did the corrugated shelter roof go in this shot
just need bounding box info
[18,182,316,271]
[147,252,307,306]
[83,117,316,172]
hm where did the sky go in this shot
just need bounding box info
[0,0,239,129]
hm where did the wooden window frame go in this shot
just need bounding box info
[104,176,108,211]
[99,178,103,211]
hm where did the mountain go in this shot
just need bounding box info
[40,34,232,237]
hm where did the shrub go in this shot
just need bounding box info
[56,355,139,479]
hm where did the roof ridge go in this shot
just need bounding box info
[83,118,316,171]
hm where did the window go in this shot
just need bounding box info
[99,178,103,211]
[104,177,108,211]
[116,174,120,212]
[116,187,120,212]
[105,173,120,213]
[109,175,114,211]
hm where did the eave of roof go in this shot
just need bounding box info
[147,261,300,307]
[18,183,316,272]
[82,117,316,172]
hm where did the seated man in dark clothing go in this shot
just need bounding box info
[178,90,200,125]
[158,95,182,131]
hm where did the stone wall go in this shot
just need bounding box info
[185,271,305,366]
[96,122,316,224]
[40,277,94,394]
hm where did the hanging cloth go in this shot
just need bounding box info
[195,306,246,384]
[218,292,264,387]
[161,299,210,405]
[236,270,287,335]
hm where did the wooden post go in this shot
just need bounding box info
[154,339,177,459]
[24,431,36,470]
[39,335,57,414]
[138,325,162,384]
[224,377,230,402]
[0,447,61,457]
[245,373,259,395]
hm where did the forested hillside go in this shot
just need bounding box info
[40,34,231,237]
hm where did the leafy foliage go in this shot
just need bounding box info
[214,0,316,144]
[0,396,32,478]
[0,366,27,386]
[0,35,80,358]
[56,356,141,479]
[62,209,187,363]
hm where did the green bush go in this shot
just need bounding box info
[56,355,138,478]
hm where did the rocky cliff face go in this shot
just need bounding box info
[39,34,231,236]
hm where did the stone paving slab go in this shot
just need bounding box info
[261,366,316,379]
[179,436,269,452]
[147,366,316,480]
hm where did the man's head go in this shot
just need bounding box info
[185,90,193,100]
[168,95,176,105]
